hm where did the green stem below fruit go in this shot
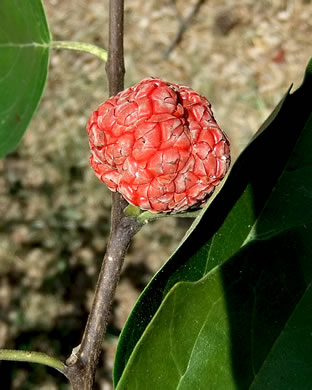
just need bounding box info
[0,349,66,375]
[51,41,108,62]
[138,209,201,223]
[123,204,201,223]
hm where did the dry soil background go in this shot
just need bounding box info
[0,0,312,389]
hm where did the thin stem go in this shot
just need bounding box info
[164,0,206,58]
[0,349,66,375]
[51,41,108,62]
[65,214,140,389]
[64,1,140,389]
[105,0,125,95]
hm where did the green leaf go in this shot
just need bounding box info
[116,214,312,389]
[114,59,312,387]
[0,0,51,157]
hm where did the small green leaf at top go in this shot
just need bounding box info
[0,0,51,157]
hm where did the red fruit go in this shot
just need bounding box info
[87,78,230,213]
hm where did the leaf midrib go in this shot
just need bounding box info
[175,294,223,389]
[235,112,312,250]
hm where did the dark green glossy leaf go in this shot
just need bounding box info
[0,0,50,157]
[114,60,312,387]
[116,211,312,389]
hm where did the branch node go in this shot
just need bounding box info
[65,344,81,367]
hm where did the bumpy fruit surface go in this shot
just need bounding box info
[87,78,230,213]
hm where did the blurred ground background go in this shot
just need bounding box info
[0,0,311,388]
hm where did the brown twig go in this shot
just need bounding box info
[65,1,142,389]
[164,0,206,58]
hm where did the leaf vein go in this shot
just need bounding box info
[249,281,311,389]
[169,290,184,377]
[176,295,223,389]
